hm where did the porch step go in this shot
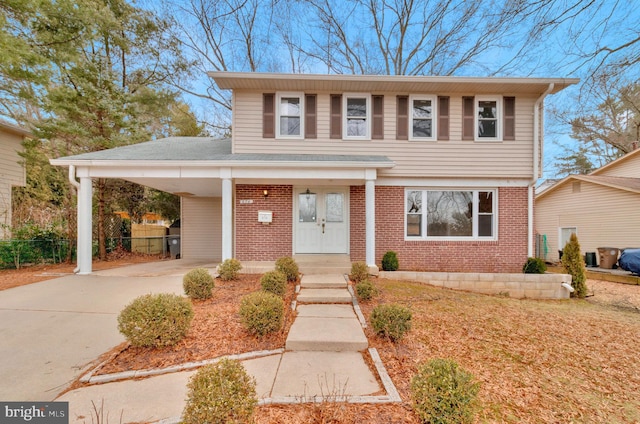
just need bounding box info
[294,254,352,275]
[296,288,352,304]
[300,274,347,289]
[286,305,368,351]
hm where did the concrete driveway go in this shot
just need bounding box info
[0,259,213,401]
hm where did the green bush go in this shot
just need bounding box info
[275,256,299,282]
[183,268,215,300]
[260,270,287,297]
[381,251,399,271]
[239,291,284,336]
[349,261,369,283]
[182,358,257,424]
[117,293,194,347]
[218,258,242,281]
[561,233,587,298]
[411,358,480,424]
[355,279,377,301]
[370,303,412,341]
[522,257,547,274]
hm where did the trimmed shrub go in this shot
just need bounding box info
[183,267,215,300]
[561,233,587,298]
[370,303,412,341]
[349,262,369,283]
[117,293,193,347]
[182,358,257,424]
[275,256,299,282]
[239,291,284,336]
[260,270,287,297]
[218,258,242,281]
[355,279,377,301]
[381,251,399,271]
[411,358,480,424]
[522,257,547,274]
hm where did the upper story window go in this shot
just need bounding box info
[463,96,515,142]
[276,92,304,138]
[409,95,437,141]
[343,94,370,139]
[476,96,501,141]
[405,189,496,240]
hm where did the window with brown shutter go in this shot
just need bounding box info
[462,96,474,140]
[396,95,408,140]
[437,96,450,141]
[330,94,342,139]
[263,93,275,138]
[503,96,515,140]
[305,94,317,139]
[372,95,384,139]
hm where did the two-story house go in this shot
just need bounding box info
[51,73,578,274]
[0,120,31,238]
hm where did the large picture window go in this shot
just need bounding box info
[405,189,496,239]
[276,92,304,138]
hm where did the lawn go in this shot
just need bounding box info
[256,278,640,423]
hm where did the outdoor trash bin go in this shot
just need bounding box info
[597,247,619,269]
[585,252,597,267]
[168,235,181,259]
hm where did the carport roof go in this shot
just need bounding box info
[50,137,394,168]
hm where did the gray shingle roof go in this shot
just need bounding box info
[54,137,394,165]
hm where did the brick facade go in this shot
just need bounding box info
[371,186,529,273]
[235,184,293,260]
[236,184,529,272]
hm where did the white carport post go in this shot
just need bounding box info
[365,169,377,271]
[77,173,93,274]
[221,168,233,261]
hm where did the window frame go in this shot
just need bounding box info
[409,95,437,141]
[404,188,498,241]
[343,93,371,140]
[275,92,305,139]
[475,96,502,142]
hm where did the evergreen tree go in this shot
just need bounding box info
[561,233,588,298]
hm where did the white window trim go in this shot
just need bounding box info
[409,95,437,141]
[276,92,304,139]
[475,96,502,142]
[558,226,577,252]
[404,188,498,241]
[343,93,371,140]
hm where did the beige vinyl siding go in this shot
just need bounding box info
[0,132,26,238]
[536,181,640,262]
[0,133,26,186]
[233,91,537,178]
[595,154,640,178]
[181,197,222,260]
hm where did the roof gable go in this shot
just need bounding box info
[590,148,640,177]
[536,174,640,200]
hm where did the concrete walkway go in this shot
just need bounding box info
[58,273,398,423]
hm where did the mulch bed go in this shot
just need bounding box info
[97,274,296,375]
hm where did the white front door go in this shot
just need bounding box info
[295,188,349,254]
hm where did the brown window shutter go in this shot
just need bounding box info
[372,95,384,139]
[263,93,275,138]
[462,96,475,140]
[305,94,317,139]
[330,94,342,139]
[437,96,450,140]
[396,95,408,140]
[504,96,515,140]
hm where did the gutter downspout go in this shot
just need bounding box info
[530,83,555,258]
[68,165,81,274]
